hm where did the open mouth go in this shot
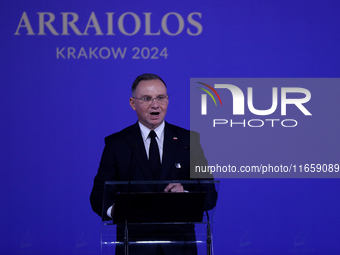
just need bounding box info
[150,112,160,116]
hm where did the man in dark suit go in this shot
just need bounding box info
[90,73,217,255]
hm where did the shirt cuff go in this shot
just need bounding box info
[107,206,113,218]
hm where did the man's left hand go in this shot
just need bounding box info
[164,183,184,192]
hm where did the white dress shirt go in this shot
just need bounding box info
[138,121,165,162]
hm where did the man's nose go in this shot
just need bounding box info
[150,98,160,107]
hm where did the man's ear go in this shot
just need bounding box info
[130,97,136,110]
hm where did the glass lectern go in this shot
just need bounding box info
[101,180,219,255]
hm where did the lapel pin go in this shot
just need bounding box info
[173,137,178,140]
[175,163,181,168]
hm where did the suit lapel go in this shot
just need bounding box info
[125,123,154,181]
[160,123,180,180]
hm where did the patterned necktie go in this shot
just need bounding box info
[148,130,161,179]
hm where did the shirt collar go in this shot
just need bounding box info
[138,121,165,141]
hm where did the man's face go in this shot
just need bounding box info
[130,79,169,130]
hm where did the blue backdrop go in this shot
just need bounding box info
[1,0,340,254]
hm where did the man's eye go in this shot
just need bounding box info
[157,96,165,100]
[142,97,151,101]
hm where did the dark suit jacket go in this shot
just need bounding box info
[90,122,217,255]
